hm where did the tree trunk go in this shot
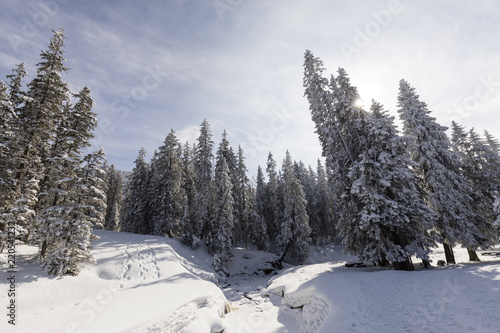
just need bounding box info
[393,257,414,271]
[277,242,291,267]
[467,247,481,261]
[443,242,456,264]
[421,259,431,268]
[40,240,48,258]
[378,254,389,267]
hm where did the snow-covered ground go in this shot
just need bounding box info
[266,245,500,333]
[1,231,228,333]
[1,231,499,333]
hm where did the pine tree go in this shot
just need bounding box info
[210,157,235,275]
[398,80,480,264]
[264,152,280,243]
[104,164,123,231]
[484,130,500,154]
[303,51,369,243]
[311,159,336,243]
[150,130,185,237]
[254,165,270,251]
[121,148,151,234]
[234,146,253,248]
[35,85,104,275]
[194,119,214,238]
[11,30,70,238]
[0,65,27,243]
[214,130,239,241]
[278,151,311,265]
[180,142,198,246]
[6,62,27,111]
[0,82,18,247]
[346,101,437,270]
[451,123,499,259]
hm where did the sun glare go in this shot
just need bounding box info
[354,98,365,108]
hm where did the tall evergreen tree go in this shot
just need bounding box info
[121,148,151,234]
[451,123,499,259]
[150,130,185,237]
[6,62,27,111]
[210,157,235,275]
[264,152,280,243]
[193,119,214,238]
[398,80,480,264]
[35,86,104,275]
[234,145,253,248]
[278,151,311,265]
[303,51,369,244]
[11,29,70,238]
[254,165,270,251]
[104,164,123,231]
[0,82,18,246]
[310,159,336,243]
[484,130,500,154]
[180,142,198,246]
[346,101,436,270]
[214,130,239,240]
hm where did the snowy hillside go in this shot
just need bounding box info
[1,231,228,333]
[1,231,499,333]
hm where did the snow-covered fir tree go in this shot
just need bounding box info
[484,130,500,154]
[0,64,27,239]
[233,145,254,248]
[121,148,151,234]
[193,119,214,238]
[35,86,105,276]
[278,151,311,265]
[6,62,27,111]
[210,156,235,275]
[254,165,270,251]
[310,159,336,243]
[0,82,18,245]
[398,80,483,264]
[10,30,70,239]
[264,152,280,243]
[180,142,199,247]
[346,101,437,270]
[451,122,499,258]
[150,129,185,237]
[214,130,239,240]
[303,51,369,244]
[104,164,123,231]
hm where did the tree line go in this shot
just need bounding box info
[117,121,334,274]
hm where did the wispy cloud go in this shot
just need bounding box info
[1,0,499,173]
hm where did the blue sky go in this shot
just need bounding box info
[1,0,500,176]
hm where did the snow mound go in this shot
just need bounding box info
[281,286,330,333]
[0,230,229,333]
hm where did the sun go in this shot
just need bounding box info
[354,98,366,108]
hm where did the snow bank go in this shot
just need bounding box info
[267,246,500,333]
[0,230,229,333]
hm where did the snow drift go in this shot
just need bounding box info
[0,230,229,333]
